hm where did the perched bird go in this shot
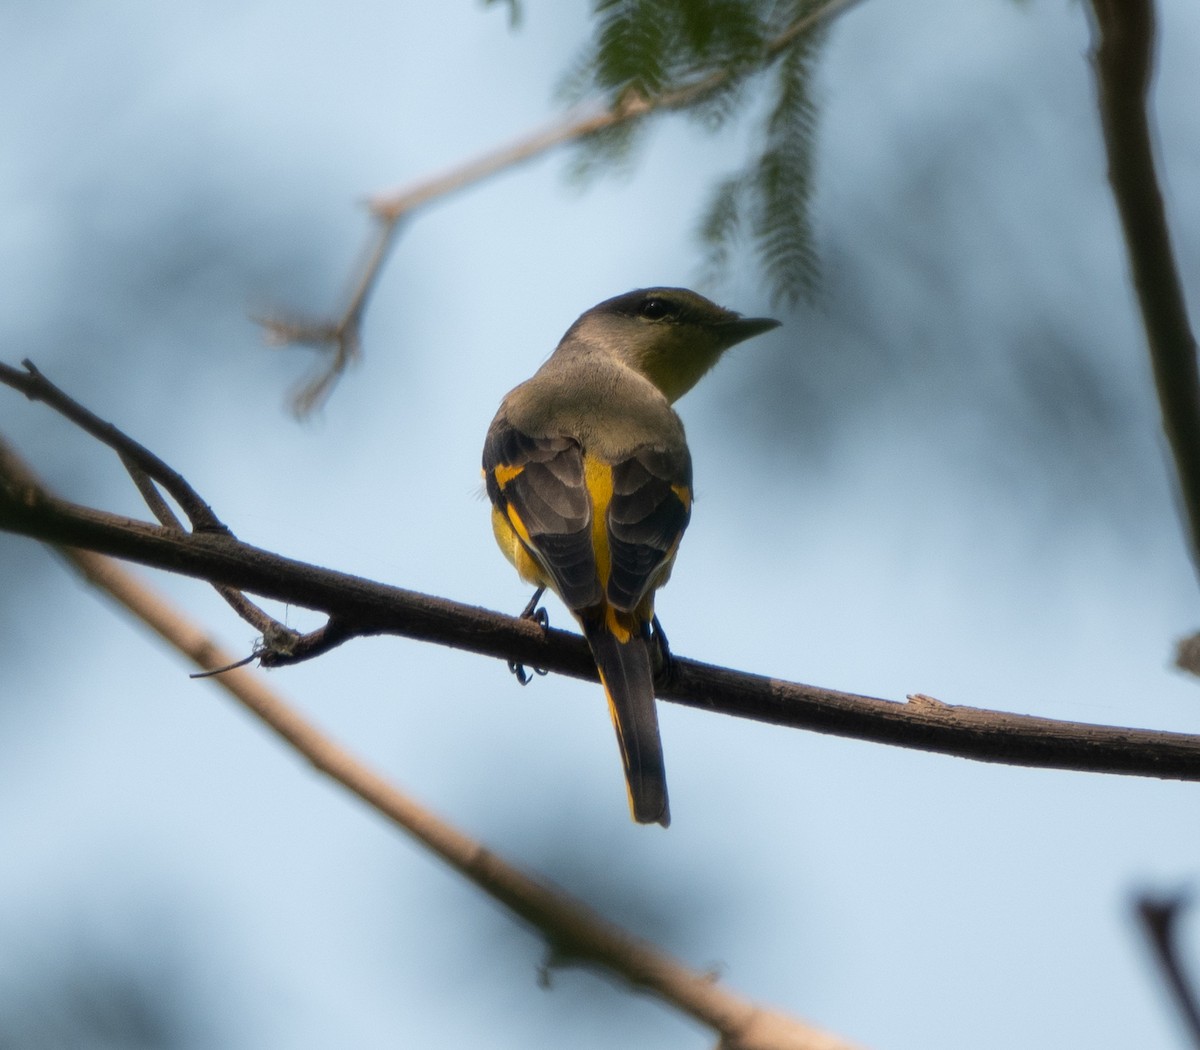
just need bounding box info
[482,288,780,826]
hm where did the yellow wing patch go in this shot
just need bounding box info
[492,463,525,489]
[491,504,548,587]
[504,503,534,547]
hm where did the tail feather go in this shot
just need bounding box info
[582,618,670,827]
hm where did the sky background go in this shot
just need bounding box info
[2,1,1200,1047]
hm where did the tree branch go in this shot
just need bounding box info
[1087,2,1200,578]
[1135,892,1200,1047]
[7,446,856,1050]
[6,359,229,534]
[4,369,1200,783]
[0,359,327,665]
[262,0,865,413]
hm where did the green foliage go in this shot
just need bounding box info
[570,0,830,305]
[591,0,769,95]
[594,1,675,98]
[564,119,642,183]
[752,18,823,303]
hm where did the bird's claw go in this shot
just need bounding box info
[509,588,550,685]
[507,659,547,685]
[650,614,676,685]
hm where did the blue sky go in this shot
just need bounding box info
[3,1,1200,1047]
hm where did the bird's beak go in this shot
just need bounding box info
[720,315,782,346]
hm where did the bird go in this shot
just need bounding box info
[482,288,780,826]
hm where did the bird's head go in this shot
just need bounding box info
[564,287,781,403]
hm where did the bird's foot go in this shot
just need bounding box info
[649,614,677,686]
[508,587,550,685]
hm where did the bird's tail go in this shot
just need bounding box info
[581,611,670,827]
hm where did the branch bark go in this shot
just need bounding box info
[4,398,1200,784]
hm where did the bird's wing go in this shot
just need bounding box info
[606,445,693,613]
[485,419,692,617]
[483,418,602,610]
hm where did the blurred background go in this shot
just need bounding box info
[2,0,1200,1046]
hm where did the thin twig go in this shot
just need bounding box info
[264,0,866,414]
[4,437,858,1050]
[0,359,320,652]
[368,0,862,221]
[119,451,183,529]
[2,360,229,534]
[1135,893,1200,1047]
[117,446,283,637]
[5,414,1200,782]
[258,218,399,415]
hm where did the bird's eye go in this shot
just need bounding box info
[638,298,672,320]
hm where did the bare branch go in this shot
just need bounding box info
[264,0,866,414]
[119,451,184,529]
[1,359,229,534]
[118,445,283,638]
[258,217,394,415]
[8,439,859,1050]
[1087,2,1200,577]
[1135,892,1200,1047]
[4,377,1200,782]
[0,358,329,658]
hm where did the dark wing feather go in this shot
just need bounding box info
[607,446,692,611]
[483,418,602,609]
